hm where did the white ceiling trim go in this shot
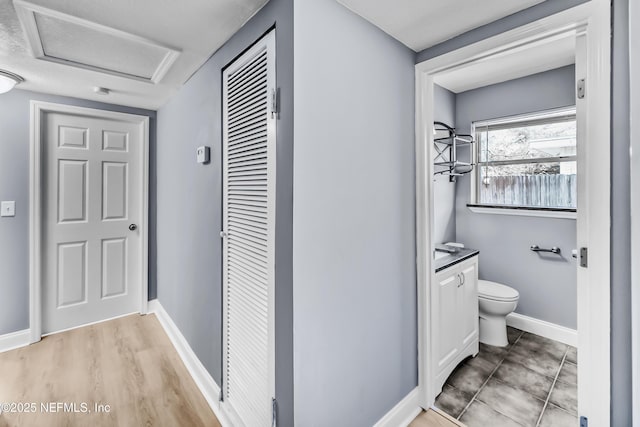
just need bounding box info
[434,32,576,93]
[14,0,180,84]
[335,0,546,52]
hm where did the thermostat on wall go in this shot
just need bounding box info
[196,146,210,164]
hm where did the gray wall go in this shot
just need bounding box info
[418,0,632,423]
[155,0,294,424]
[0,88,155,336]
[293,0,416,426]
[433,84,457,245]
[455,65,577,329]
[629,0,639,421]
[610,0,631,423]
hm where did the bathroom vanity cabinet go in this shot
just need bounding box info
[432,254,479,396]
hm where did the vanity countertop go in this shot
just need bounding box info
[434,248,479,272]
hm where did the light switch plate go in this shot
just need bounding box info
[196,146,210,164]
[1,201,15,217]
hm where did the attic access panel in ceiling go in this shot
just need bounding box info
[14,0,180,83]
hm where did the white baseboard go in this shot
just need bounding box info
[148,300,232,427]
[0,329,30,354]
[373,387,422,427]
[507,312,577,347]
[42,310,139,338]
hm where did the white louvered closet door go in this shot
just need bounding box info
[221,29,276,427]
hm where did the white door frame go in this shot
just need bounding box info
[415,2,611,425]
[29,101,150,343]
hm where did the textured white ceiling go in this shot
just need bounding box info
[435,35,576,93]
[335,0,546,52]
[0,0,268,109]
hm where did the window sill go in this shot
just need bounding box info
[466,204,577,219]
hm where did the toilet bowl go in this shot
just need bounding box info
[478,280,519,347]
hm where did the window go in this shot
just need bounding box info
[472,108,577,210]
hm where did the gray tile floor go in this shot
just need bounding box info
[435,327,578,427]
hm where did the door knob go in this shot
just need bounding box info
[129,224,138,231]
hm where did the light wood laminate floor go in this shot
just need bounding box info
[0,314,220,427]
[410,409,465,427]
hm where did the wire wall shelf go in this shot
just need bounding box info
[434,121,475,182]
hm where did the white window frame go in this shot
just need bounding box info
[468,106,578,219]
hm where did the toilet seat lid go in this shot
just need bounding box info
[478,280,519,301]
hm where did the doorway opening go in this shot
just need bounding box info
[29,101,150,341]
[220,29,277,427]
[415,2,611,426]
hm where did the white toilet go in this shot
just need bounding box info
[478,280,520,347]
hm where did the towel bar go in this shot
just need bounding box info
[530,245,561,254]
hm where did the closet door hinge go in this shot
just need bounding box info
[270,88,280,119]
[577,78,586,99]
[580,415,588,427]
[272,398,278,427]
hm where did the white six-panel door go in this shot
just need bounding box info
[221,30,276,427]
[41,109,144,334]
